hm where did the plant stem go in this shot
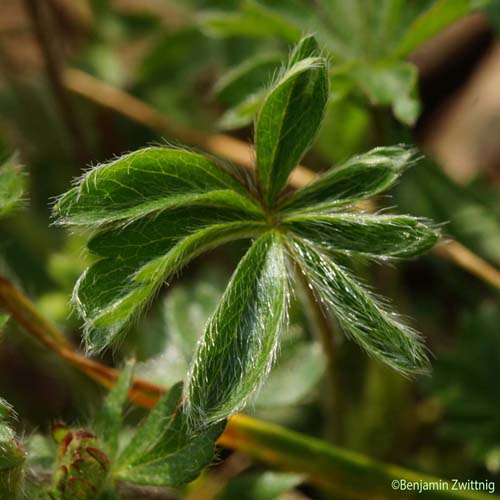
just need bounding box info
[62,69,317,189]
[0,276,162,408]
[23,0,89,164]
[296,267,343,444]
[0,276,496,499]
[435,240,500,289]
[220,414,494,500]
[62,68,500,290]
[186,453,251,500]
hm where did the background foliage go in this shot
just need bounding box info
[0,0,500,499]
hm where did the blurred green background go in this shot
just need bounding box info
[1,1,500,498]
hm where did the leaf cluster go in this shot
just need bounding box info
[204,0,488,130]
[54,35,438,483]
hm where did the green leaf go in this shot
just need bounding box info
[227,407,497,499]
[284,214,439,259]
[136,275,223,386]
[115,382,224,487]
[94,362,134,458]
[0,155,24,218]
[256,36,329,206]
[202,0,484,129]
[55,147,261,226]
[281,146,416,213]
[255,340,326,409]
[198,1,302,42]
[25,434,56,474]
[0,402,25,500]
[214,52,280,130]
[351,61,420,125]
[187,231,289,426]
[215,53,282,107]
[76,208,265,351]
[218,91,266,130]
[395,0,490,57]
[55,148,266,351]
[216,471,303,500]
[315,0,407,59]
[289,238,429,374]
[0,399,14,422]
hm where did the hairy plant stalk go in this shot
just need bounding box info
[0,275,494,499]
[296,267,344,443]
[62,68,500,290]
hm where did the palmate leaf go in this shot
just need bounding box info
[77,209,265,351]
[54,36,439,440]
[186,231,288,426]
[54,148,266,351]
[284,214,439,259]
[115,382,224,487]
[288,238,429,374]
[256,35,328,206]
[281,146,416,213]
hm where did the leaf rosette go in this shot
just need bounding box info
[55,36,439,482]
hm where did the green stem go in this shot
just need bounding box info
[221,414,497,500]
[296,267,343,443]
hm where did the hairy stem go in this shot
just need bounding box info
[0,276,494,499]
[296,267,344,444]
